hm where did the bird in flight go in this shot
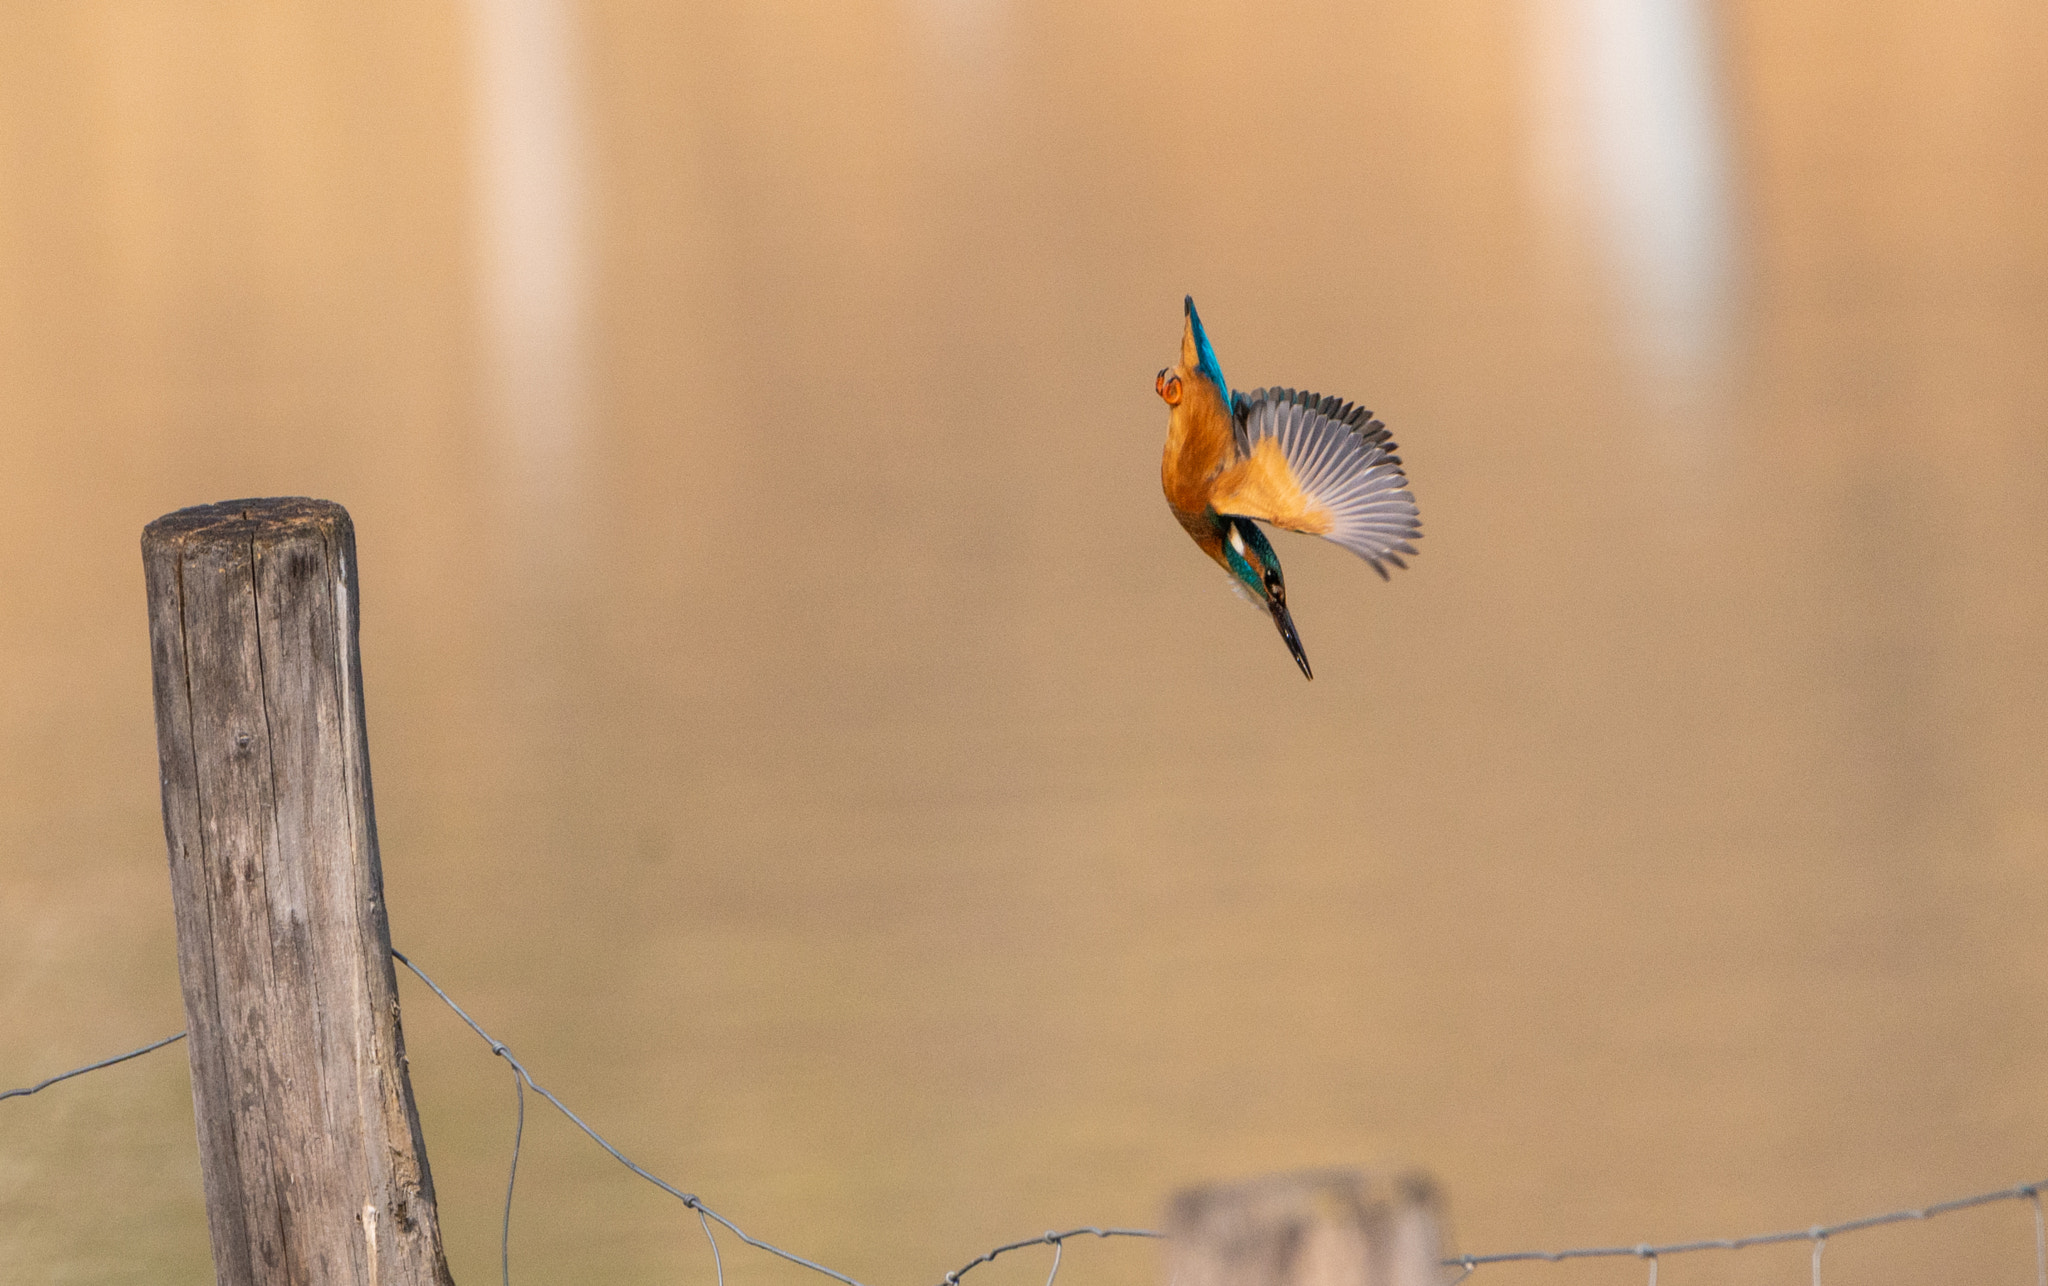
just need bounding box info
[1156,296,1420,679]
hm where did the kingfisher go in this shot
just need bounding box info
[1157,296,1420,679]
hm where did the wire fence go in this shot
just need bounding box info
[7,947,2045,1286]
[0,1029,186,1102]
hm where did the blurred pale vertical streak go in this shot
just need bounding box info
[912,0,1006,65]
[466,0,588,513]
[1527,0,1734,395]
[908,0,1008,150]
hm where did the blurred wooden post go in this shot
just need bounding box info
[1167,1170,1446,1286]
[143,498,453,1286]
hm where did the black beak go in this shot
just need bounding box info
[1270,599,1312,680]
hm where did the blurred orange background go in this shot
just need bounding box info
[3,2,2046,1283]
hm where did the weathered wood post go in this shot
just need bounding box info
[1166,1170,1446,1286]
[143,498,452,1286]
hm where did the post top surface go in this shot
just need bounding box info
[144,497,352,547]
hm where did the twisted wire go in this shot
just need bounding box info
[390,950,871,1286]
[699,1206,727,1286]
[10,958,2046,1286]
[1,1029,186,1100]
[941,1228,1165,1286]
[2035,1189,2047,1286]
[500,1055,526,1286]
[1448,1180,2048,1274]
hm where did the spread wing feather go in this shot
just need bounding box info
[1221,387,1421,579]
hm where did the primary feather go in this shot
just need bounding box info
[1156,299,1419,679]
[1210,388,1422,579]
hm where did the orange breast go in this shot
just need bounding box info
[1160,381,1236,538]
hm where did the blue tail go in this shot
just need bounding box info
[1184,295,1232,405]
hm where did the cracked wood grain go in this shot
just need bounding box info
[144,498,453,1286]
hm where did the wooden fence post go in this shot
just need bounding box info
[1166,1170,1446,1286]
[143,498,453,1286]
